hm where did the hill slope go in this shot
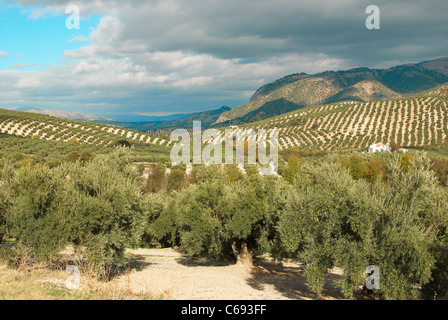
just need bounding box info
[420,83,448,97]
[0,108,173,147]
[221,94,448,151]
[323,80,402,104]
[216,57,448,124]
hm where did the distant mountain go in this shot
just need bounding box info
[105,113,190,122]
[17,106,192,123]
[22,108,108,121]
[138,106,231,131]
[94,106,232,132]
[215,57,448,124]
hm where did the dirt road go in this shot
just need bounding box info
[113,248,345,300]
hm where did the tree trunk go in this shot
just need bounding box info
[233,240,253,267]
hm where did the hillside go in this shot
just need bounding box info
[22,109,109,122]
[420,83,448,97]
[216,57,448,124]
[222,95,448,151]
[99,106,231,132]
[0,108,173,148]
[323,80,401,104]
[217,77,341,123]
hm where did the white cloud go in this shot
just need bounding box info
[67,35,89,42]
[4,0,447,116]
[11,63,31,69]
[15,77,43,88]
[0,51,7,57]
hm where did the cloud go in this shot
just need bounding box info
[27,8,46,19]
[17,53,26,58]
[0,51,7,57]
[18,0,448,65]
[3,0,448,117]
[67,35,89,42]
[11,63,31,69]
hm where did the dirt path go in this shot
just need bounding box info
[112,248,345,300]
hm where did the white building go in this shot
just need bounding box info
[367,142,391,153]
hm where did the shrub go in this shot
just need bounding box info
[67,151,81,163]
[165,169,187,192]
[276,154,448,299]
[1,148,147,271]
[143,164,165,193]
[114,140,132,148]
[431,158,448,185]
[151,166,285,264]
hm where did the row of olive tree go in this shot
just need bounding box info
[0,147,147,271]
[1,146,447,299]
[146,153,448,299]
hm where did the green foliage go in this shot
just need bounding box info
[67,151,81,163]
[277,163,377,296]
[80,150,95,162]
[149,166,285,262]
[280,155,302,183]
[431,158,448,185]
[165,169,187,192]
[224,164,244,183]
[249,115,262,123]
[277,153,448,299]
[1,148,147,270]
[143,164,166,193]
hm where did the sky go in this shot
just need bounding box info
[0,0,447,119]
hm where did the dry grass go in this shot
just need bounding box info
[0,262,156,300]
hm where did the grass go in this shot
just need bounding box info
[0,263,155,300]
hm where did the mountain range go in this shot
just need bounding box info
[215,57,448,124]
[15,57,448,132]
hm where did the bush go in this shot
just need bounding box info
[276,154,448,299]
[150,166,285,264]
[143,164,165,193]
[1,148,147,271]
[277,163,378,297]
[165,169,187,192]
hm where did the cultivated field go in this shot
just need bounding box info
[232,96,448,151]
[0,109,172,147]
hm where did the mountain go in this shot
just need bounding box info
[323,80,402,104]
[228,92,448,151]
[19,108,190,123]
[2,82,448,153]
[118,106,231,131]
[104,113,190,122]
[215,57,448,124]
[213,98,307,128]
[22,108,112,122]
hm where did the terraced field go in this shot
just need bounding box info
[2,87,448,154]
[422,83,448,97]
[0,108,172,147]
[224,96,448,151]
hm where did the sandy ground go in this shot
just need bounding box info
[112,248,345,300]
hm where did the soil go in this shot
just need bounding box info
[112,248,346,300]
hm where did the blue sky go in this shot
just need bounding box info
[0,0,447,120]
[0,4,99,71]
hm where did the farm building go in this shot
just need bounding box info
[367,142,391,153]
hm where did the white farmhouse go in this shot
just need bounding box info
[367,142,391,153]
